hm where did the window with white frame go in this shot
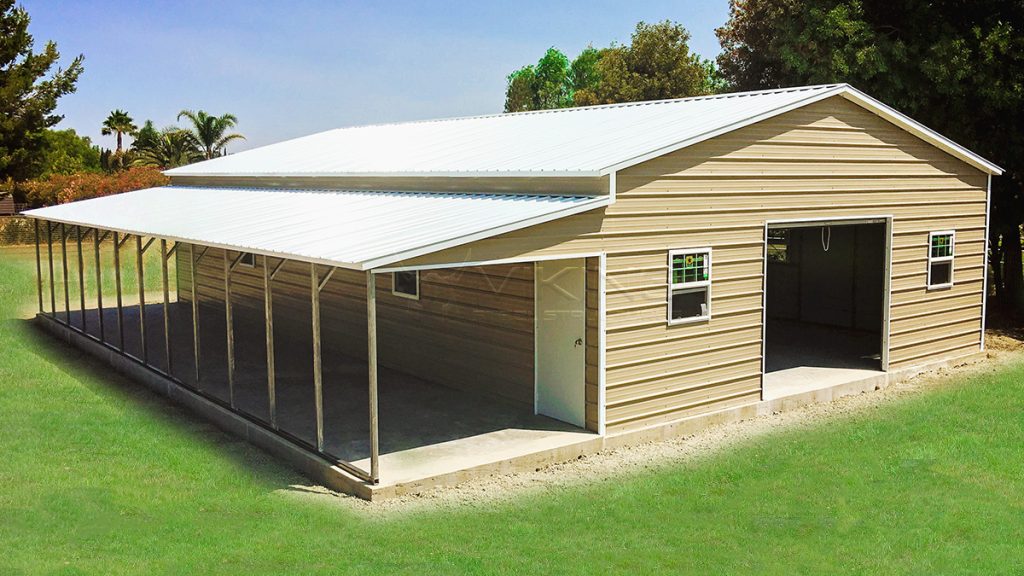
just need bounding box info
[668,249,711,323]
[392,270,419,299]
[927,231,954,289]
[239,252,256,267]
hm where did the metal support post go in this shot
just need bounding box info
[61,223,70,324]
[34,220,42,313]
[367,271,380,483]
[161,239,172,373]
[76,226,86,331]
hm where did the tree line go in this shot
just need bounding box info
[0,1,243,207]
[504,21,725,112]
[99,108,244,171]
[505,4,1023,313]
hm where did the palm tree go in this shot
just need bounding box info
[132,128,203,169]
[100,109,137,153]
[131,119,160,153]
[176,109,245,160]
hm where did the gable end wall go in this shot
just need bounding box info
[394,95,989,435]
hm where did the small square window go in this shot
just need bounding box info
[239,252,256,267]
[392,270,419,299]
[668,248,711,324]
[927,231,954,289]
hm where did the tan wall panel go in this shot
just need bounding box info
[607,341,762,390]
[889,332,982,368]
[181,246,537,405]
[390,96,988,434]
[890,304,982,335]
[608,325,763,368]
[889,317,983,351]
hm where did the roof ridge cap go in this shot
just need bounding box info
[329,84,847,131]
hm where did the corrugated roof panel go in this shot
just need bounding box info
[166,85,843,177]
[164,84,1002,177]
[24,187,610,269]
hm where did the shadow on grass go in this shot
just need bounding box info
[17,315,313,493]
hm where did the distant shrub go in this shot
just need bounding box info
[24,166,169,206]
[0,216,36,245]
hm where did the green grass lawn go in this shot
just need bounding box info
[1,244,1023,575]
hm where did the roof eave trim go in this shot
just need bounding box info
[23,210,368,272]
[358,194,613,270]
[165,170,606,179]
[837,87,1004,176]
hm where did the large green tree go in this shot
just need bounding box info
[39,128,100,176]
[176,109,245,160]
[504,21,719,112]
[580,21,717,105]
[717,0,1024,310]
[504,48,574,112]
[0,0,84,184]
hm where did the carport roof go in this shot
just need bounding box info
[24,186,610,270]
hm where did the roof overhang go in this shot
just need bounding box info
[24,187,611,270]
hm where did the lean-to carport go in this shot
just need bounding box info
[25,187,610,485]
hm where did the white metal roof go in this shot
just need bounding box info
[166,84,1002,178]
[24,187,610,270]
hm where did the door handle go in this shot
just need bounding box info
[574,338,583,347]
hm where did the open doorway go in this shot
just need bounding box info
[763,219,889,398]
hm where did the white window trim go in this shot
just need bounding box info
[668,247,712,325]
[238,252,256,268]
[391,270,420,300]
[926,230,955,290]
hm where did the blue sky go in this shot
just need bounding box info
[24,0,730,151]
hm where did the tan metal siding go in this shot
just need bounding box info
[178,248,536,405]
[393,96,987,434]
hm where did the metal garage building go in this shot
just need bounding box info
[25,84,1002,499]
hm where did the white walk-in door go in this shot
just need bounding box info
[535,258,586,427]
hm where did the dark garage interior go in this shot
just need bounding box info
[765,222,887,373]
